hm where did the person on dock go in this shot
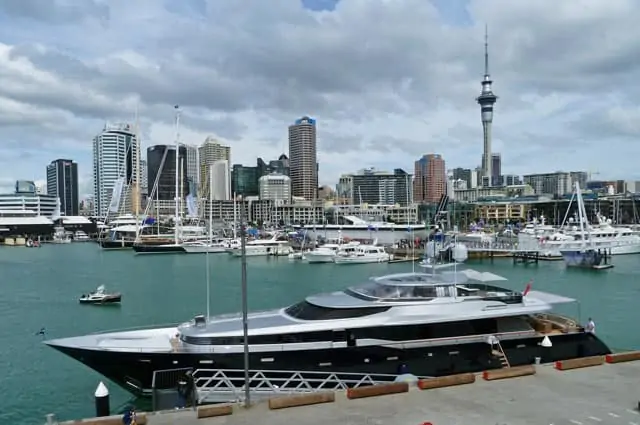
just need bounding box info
[176,371,195,408]
[121,406,136,425]
[586,318,596,334]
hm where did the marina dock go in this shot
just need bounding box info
[56,356,640,425]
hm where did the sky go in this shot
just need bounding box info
[1,0,640,197]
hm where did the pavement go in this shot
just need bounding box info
[71,361,640,425]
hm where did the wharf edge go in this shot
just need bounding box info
[52,352,640,425]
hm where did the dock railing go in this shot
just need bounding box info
[191,368,409,404]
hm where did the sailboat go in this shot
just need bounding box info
[559,183,610,268]
[133,106,186,255]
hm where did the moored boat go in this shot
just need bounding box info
[79,285,122,305]
[45,267,611,400]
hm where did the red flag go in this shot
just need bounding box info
[523,280,532,296]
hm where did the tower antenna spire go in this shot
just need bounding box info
[484,24,489,77]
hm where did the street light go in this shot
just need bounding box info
[239,193,250,407]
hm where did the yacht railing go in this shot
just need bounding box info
[190,368,409,403]
[89,323,180,335]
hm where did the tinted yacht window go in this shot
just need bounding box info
[285,301,390,320]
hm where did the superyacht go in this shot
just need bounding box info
[45,267,610,398]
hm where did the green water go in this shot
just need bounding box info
[1,244,639,424]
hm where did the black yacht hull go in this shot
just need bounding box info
[48,331,610,396]
[133,244,185,254]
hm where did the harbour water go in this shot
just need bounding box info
[1,243,639,424]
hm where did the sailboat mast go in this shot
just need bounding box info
[575,183,590,250]
[134,105,141,229]
[174,105,181,245]
[233,193,237,238]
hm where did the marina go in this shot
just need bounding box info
[2,242,640,424]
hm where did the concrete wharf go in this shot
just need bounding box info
[56,354,640,425]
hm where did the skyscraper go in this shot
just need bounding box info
[210,160,231,200]
[476,26,498,186]
[46,159,79,216]
[183,144,199,195]
[288,116,318,200]
[146,145,189,200]
[92,123,140,216]
[198,137,231,198]
[413,154,446,203]
[481,153,502,186]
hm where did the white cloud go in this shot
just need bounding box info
[0,0,639,195]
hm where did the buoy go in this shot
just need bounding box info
[94,381,110,417]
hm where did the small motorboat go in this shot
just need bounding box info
[79,285,122,305]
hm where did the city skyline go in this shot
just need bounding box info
[1,1,639,194]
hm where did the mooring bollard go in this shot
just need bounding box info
[95,381,110,417]
[44,413,57,425]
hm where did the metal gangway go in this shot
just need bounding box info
[189,368,415,404]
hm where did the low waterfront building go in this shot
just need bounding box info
[324,203,419,225]
[0,180,60,217]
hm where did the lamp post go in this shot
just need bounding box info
[239,193,250,407]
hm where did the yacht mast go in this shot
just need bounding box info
[173,105,181,245]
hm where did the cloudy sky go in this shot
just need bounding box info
[1,0,639,196]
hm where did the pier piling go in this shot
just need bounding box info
[44,413,57,425]
[94,381,110,417]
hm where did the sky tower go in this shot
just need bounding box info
[476,25,498,186]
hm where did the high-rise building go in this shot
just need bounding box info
[210,160,231,200]
[480,153,502,186]
[476,27,498,185]
[346,167,411,206]
[139,160,148,195]
[92,123,140,216]
[198,137,231,198]
[146,145,189,201]
[183,144,199,195]
[46,159,79,216]
[413,154,446,203]
[231,164,260,196]
[452,167,474,190]
[259,173,291,203]
[288,116,318,200]
[258,154,290,177]
[523,171,587,197]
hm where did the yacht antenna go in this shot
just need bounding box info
[239,194,250,406]
[206,166,213,320]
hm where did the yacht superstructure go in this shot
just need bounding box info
[227,234,293,257]
[305,241,360,263]
[45,267,611,399]
[333,244,391,264]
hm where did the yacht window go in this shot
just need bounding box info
[346,282,440,301]
[284,301,390,320]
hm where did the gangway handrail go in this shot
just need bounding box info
[191,368,422,403]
